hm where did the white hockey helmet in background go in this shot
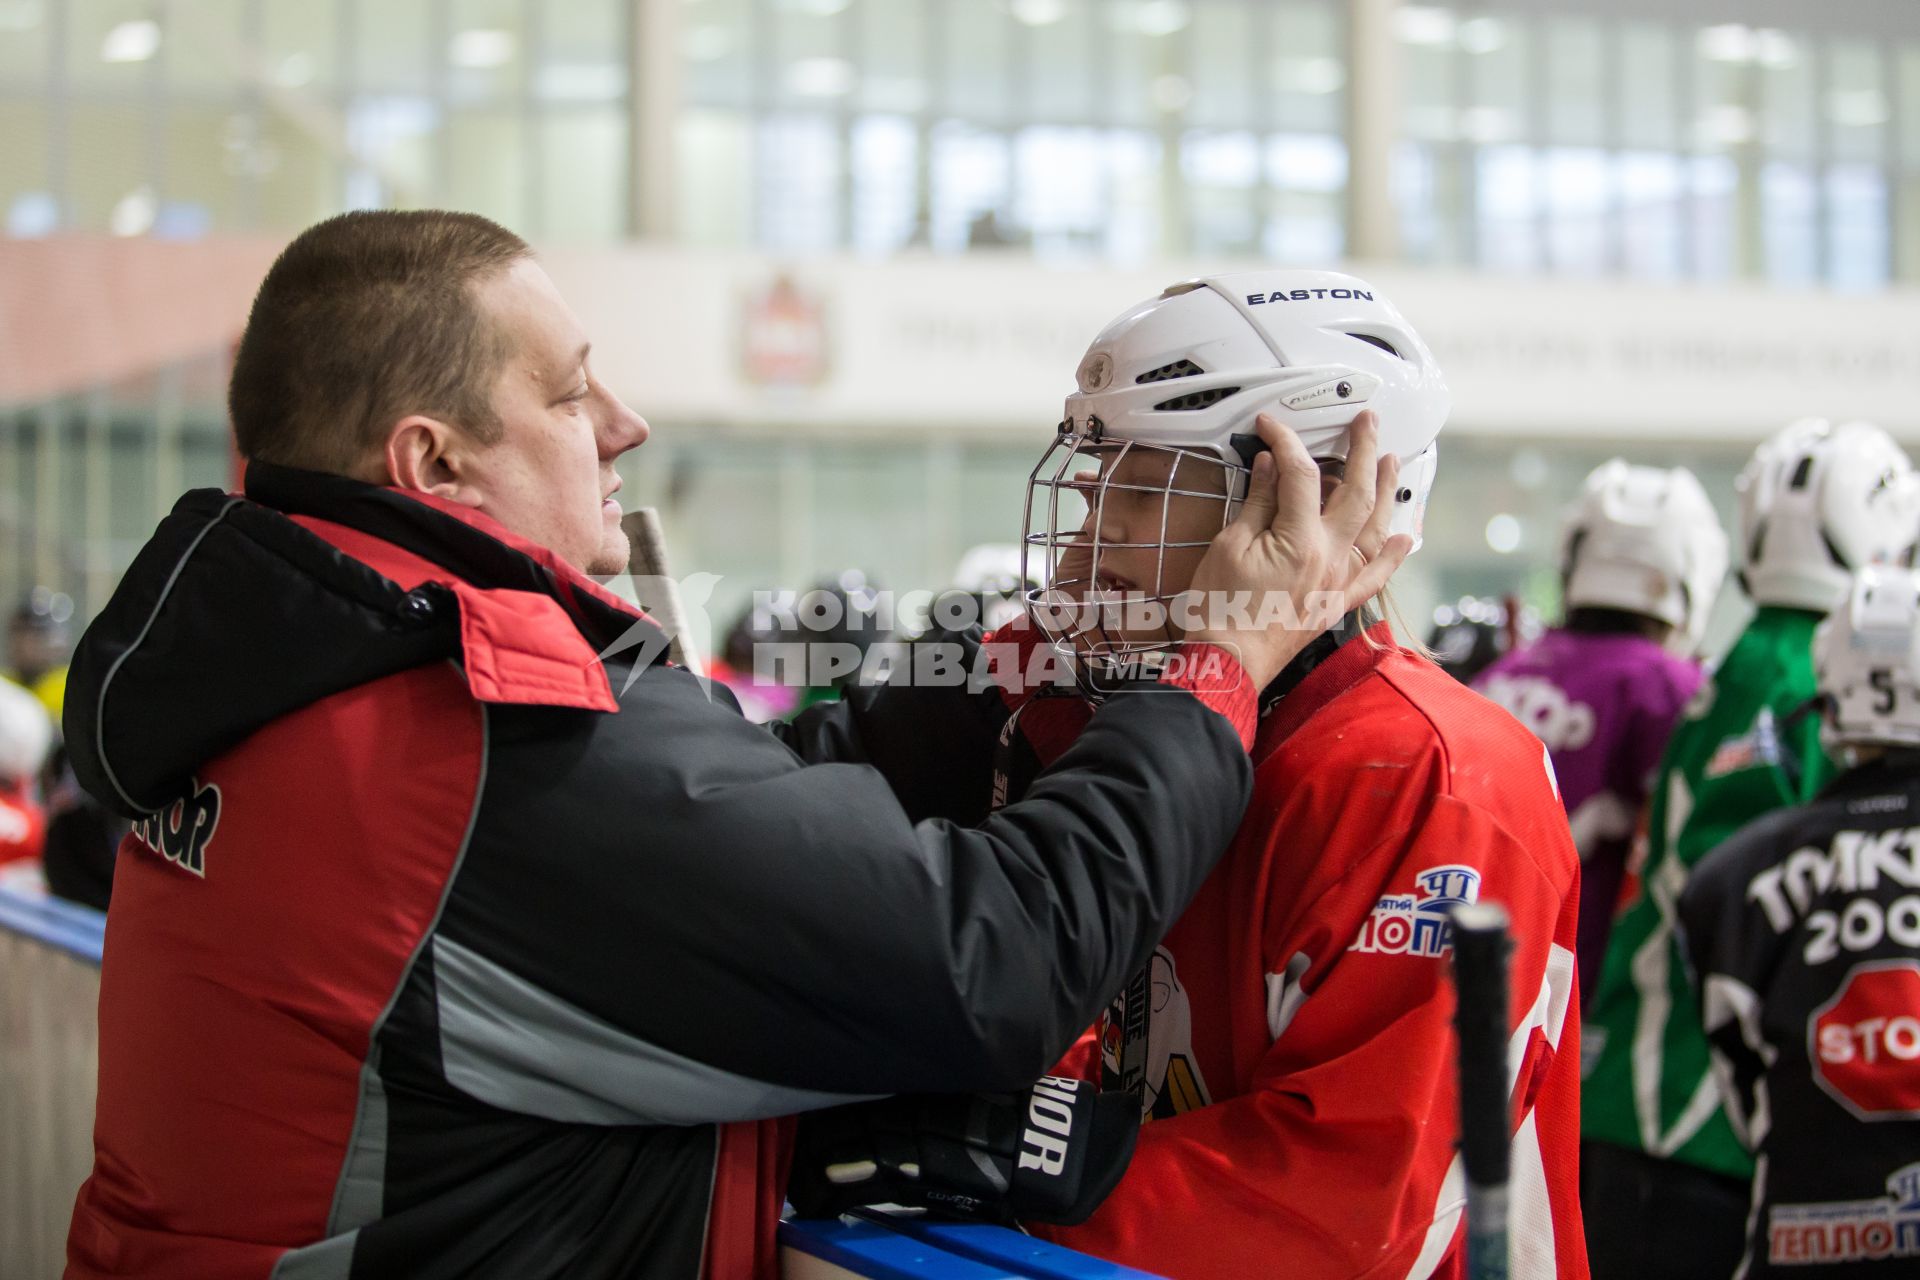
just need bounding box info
[0,678,51,784]
[943,543,1036,632]
[1815,566,1920,752]
[1736,418,1920,613]
[950,543,1035,594]
[1560,460,1729,654]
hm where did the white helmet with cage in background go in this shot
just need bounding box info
[1814,566,1920,753]
[1736,418,1920,613]
[1021,269,1449,667]
[1559,460,1728,655]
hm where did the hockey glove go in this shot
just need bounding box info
[786,1076,1137,1225]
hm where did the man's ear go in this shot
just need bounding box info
[380,415,483,507]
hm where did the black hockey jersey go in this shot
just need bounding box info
[1678,751,1920,1278]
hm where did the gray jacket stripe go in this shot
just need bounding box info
[269,1228,357,1280]
[433,933,881,1125]
[325,687,491,1236]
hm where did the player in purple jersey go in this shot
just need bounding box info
[1477,460,1729,1002]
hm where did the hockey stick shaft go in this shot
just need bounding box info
[622,508,703,676]
[1451,901,1512,1280]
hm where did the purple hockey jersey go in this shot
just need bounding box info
[1474,629,1703,1002]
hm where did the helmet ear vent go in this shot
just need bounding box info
[1347,333,1401,359]
[1789,456,1815,490]
[1748,521,1767,569]
[1822,529,1850,570]
[1563,529,1586,581]
[1153,385,1240,412]
[1135,358,1206,385]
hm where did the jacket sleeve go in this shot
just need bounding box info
[769,622,1056,825]
[424,646,1256,1126]
[1040,797,1585,1280]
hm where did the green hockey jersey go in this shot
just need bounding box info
[1581,606,1836,1178]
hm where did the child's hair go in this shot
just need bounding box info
[1358,585,1436,660]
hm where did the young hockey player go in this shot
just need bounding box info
[788,273,1584,1276]
[1678,566,1920,1278]
[1002,273,1586,1278]
[1474,461,1727,1003]
[1581,419,1920,1280]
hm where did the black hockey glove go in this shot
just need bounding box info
[786,1076,1137,1226]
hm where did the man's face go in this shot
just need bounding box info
[461,259,649,576]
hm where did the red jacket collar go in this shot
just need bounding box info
[241,471,665,716]
[287,511,622,713]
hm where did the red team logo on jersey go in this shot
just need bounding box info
[1810,959,1920,1121]
[1350,865,1482,958]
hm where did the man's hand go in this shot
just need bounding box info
[786,1077,1138,1226]
[1184,411,1409,688]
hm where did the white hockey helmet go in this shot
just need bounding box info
[1736,418,1920,613]
[1560,460,1729,654]
[1814,566,1920,752]
[1021,270,1448,663]
[0,678,51,784]
[943,543,1035,632]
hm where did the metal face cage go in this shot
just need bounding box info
[1020,424,1250,681]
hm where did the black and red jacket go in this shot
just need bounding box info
[61,463,1257,1280]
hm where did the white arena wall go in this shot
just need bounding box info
[5,238,1918,442]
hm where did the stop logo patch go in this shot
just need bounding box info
[1811,959,1920,1121]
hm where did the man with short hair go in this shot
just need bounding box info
[61,210,1404,1280]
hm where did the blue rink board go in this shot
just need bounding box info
[868,1216,1166,1280]
[0,884,107,964]
[781,1219,1024,1280]
[781,1216,1166,1280]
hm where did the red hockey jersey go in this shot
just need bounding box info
[1028,627,1587,1280]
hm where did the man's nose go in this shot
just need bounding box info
[598,389,650,458]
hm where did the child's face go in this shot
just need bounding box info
[1050,444,1237,654]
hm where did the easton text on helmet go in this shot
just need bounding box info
[1247,289,1376,304]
